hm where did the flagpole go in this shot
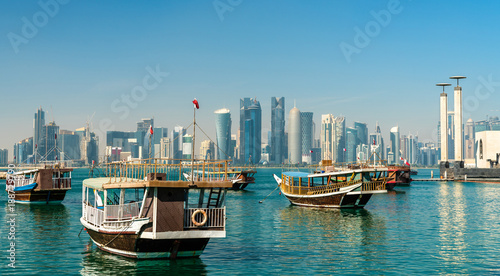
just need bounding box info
[191,104,196,185]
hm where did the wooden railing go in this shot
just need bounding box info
[103,158,240,183]
[52,178,71,189]
[11,177,33,189]
[184,207,225,229]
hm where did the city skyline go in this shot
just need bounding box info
[3,2,500,160]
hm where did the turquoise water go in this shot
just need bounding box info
[2,168,500,275]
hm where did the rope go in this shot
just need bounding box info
[102,219,135,247]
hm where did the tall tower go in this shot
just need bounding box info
[321,114,335,161]
[271,97,285,164]
[300,112,313,155]
[214,108,232,160]
[390,126,400,164]
[450,76,466,162]
[240,98,261,164]
[437,83,451,162]
[288,106,302,164]
[33,107,45,159]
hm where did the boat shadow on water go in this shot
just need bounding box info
[80,241,208,275]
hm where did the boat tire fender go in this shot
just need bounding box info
[192,209,208,227]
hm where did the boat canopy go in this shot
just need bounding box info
[83,177,111,191]
[83,177,234,190]
[282,172,310,178]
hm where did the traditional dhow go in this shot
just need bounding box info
[274,168,388,208]
[81,159,233,259]
[5,165,72,204]
[386,165,412,187]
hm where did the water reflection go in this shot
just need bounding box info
[437,182,467,271]
[80,242,208,275]
[277,206,388,273]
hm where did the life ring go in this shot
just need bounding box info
[191,209,208,227]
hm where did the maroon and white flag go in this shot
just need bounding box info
[149,125,153,135]
[193,98,199,109]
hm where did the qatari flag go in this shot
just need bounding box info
[193,98,199,109]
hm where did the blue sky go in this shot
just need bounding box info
[2,0,500,159]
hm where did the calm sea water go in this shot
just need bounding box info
[2,168,500,275]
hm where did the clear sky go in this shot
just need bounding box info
[2,0,500,160]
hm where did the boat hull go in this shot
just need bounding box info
[86,228,209,259]
[12,190,68,204]
[283,192,373,208]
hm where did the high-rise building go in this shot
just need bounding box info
[33,107,45,158]
[240,98,261,164]
[321,114,335,161]
[171,126,186,163]
[369,122,384,162]
[214,108,232,160]
[0,149,8,165]
[182,134,193,159]
[320,115,346,163]
[13,137,33,164]
[346,127,358,163]
[300,112,313,155]
[106,131,137,159]
[58,130,81,161]
[271,97,285,164]
[288,106,302,164]
[335,117,346,163]
[160,137,171,159]
[390,126,400,164]
[38,121,60,161]
[464,118,475,159]
[200,140,215,160]
[136,118,154,159]
[354,122,368,146]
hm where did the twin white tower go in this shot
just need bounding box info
[437,76,466,163]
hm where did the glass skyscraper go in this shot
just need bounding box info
[346,127,358,163]
[214,108,232,160]
[271,97,285,164]
[240,98,261,164]
[300,112,313,156]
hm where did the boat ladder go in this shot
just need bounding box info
[207,188,222,208]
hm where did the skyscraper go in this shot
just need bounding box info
[137,118,154,159]
[346,127,358,163]
[200,140,215,160]
[171,126,185,163]
[335,117,346,163]
[0,149,8,165]
[288,106,302,164]
[33,107,45,161]
[214,108,232,160]
[390,126,400,164]
[240,98,261,164]
[182,134,193,159]
[300,112,313,157]
[321,114,335,161]
[271,97,285,164]
[354,122,368,146]
[369,122,384,162]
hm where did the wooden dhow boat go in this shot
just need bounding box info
[81,159,233,259]
[273,167,389,208]
[5,165,72,204]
